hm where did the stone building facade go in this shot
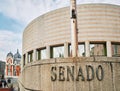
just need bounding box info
[19,4,120,91]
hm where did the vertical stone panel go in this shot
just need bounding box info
[41,64,52,91]
[85,41,90,57]
[64,42,69,58]
[113,63,120,91]
[25,67,32,88]
[101,63,113,91]
[86,63,95,91]
[92,63,102,91]
[107,41,112,57]
[76,63,89,91]
[30,66,40,90]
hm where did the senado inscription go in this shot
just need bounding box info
[51,65,104,81]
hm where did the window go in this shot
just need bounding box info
[37,48,46,60]
[78,43,85,57]
[50,45,64,58]
[8,63,11,76]
[28,51,33,62]
[90,43,106,56]
[68,43,85,57]
[23,54,26,66]
[68,44,71,57]
[112,43,120,57]
[37,49,40,60]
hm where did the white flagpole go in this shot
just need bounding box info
[70,0,78,57]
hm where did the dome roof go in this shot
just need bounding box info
[7,52,13,58]
[14,49,21,59]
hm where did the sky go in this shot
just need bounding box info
[0,0,120,61]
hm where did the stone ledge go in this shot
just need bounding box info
[23,57,120,69]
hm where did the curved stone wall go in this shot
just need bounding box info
[23,4,120,54]
[19,57,120,91]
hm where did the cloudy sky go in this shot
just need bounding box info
[0,0,120,61]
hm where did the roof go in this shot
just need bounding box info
[14,49,21,59]
[7,52,13,58]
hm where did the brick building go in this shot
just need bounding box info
[6,49,21,77]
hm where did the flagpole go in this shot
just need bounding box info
[70,0,78,57]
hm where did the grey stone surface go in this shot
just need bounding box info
[19,57,120,91]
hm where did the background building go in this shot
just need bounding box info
[6,49,21,77]
[0,60,5,76]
